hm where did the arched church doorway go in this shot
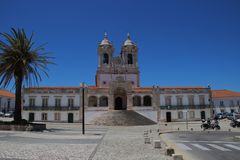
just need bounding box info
[115,97,123,110]
[114,88,127,110]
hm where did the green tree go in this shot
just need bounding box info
[0,28,53,122]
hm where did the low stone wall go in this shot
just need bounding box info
[0,123,46,131]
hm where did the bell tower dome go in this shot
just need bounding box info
[97,32,114,68]
[121,33,138,67]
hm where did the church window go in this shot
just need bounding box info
[127,54,133,64]
[103,53,109,64]
[143,95,152,106]
[131,81,134,85]
[133,95,141,106]
[99,96,108,107]
[103,81,106,85]
[88,96,97,107]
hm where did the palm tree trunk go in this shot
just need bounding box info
[14,76,22,122]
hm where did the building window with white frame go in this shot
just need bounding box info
[54,112,61,121]
[178,111,183,119]
[189,111,195,119]
[188,95,194,106]
[177,96,183,106]
[199,95,205,105]
[237,100,240,106]
[42,97,48,107]
[41,113,47,121]
[55,98,61,107]
[230,100,234,107]
[220,101,224,106]
[29,97,36,107]
[165,96,171,106]
[68,98,74,107]
[7,99,10,111]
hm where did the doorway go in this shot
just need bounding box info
[201,111,206,120]
[114,87,127,110]
[115,97,123,110]
[68,113,74,123]
[29,113,35,122]
[166,112,171,122]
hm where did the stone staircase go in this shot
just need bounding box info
[91,110,157,126]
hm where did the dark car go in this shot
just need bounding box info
[0,112,4,117]
[214,113,223,119]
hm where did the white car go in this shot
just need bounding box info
[4,112,13,118]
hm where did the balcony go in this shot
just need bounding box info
[23,106,80,111]
[159,105,209,110]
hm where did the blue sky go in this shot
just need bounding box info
[1,0,240,91]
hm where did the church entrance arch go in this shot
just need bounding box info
[114,88,127,110]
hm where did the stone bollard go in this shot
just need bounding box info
[177,128,180,131]
[172,154,183,160]
[153,140,161,148]
[144,137,151,144]
[228,128,231,132]
[165,147,174,156]
[191,128,193,131]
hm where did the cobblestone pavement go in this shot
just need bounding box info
[92,126,172,160]
[0,123,107,160]
[0,123,172,160]
[1,119,239,160]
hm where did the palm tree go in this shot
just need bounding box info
[0,28,53,123]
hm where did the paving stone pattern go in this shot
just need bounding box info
[0,123,171,160]
[92,126,172,160]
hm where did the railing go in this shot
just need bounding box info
[23,106,80,111]
[159,105,210,110]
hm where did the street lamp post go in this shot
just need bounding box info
[186,111,188,131]
[183,109,189,131]
[81,83,85,135]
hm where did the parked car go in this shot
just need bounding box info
[0,112,4,117]
[226,112,234,120]
[214,113,223,119]
[4,112,13,118]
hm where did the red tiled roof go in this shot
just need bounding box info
[133,87,153,93]
[29,86,79,89]
[158,86,205,89]
[0,89,15,98]
[212,90,240,98]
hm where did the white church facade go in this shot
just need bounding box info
[22,34,212,123]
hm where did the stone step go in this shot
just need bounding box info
[91,110,157,126]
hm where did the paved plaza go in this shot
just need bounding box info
[0,118,240,160]
[0,122,171,160]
